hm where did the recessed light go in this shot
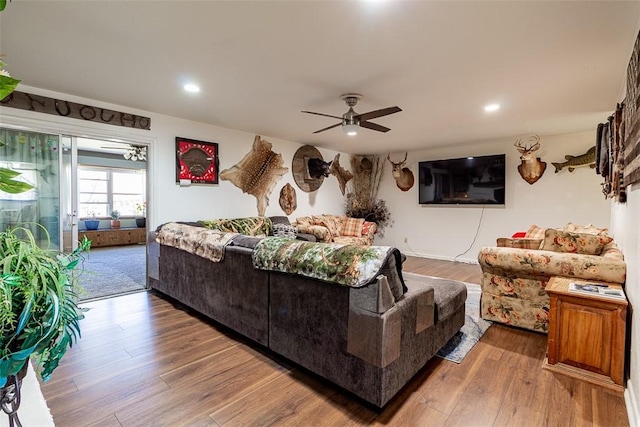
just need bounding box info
[484,103,500,112]
[183,83,200,93]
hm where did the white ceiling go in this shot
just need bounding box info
[2,1,639,154]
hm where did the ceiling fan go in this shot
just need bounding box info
[100,144,147,161]
[302,94,402,136]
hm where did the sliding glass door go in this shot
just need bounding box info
[0,127,62,248]
[60,135,79,251]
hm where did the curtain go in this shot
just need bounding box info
[0,128,60,246]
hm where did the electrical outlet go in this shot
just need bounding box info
[404,237,408,243]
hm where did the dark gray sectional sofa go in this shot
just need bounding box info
[147,228,466,408]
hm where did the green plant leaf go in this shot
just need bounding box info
[0,167,22,179]
[0,0,7,12]
[0,75,20,100]
[0,169,35,193]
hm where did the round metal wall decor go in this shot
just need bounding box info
[292,145,324,193]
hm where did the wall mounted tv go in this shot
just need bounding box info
[418,154,506,205]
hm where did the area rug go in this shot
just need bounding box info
[403,272,492,363]
[437,280,491,363]
[78,244,147,301]
[0,362,54,427]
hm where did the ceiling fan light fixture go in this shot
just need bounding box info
[343,123,359,136]
[123,146,147,162]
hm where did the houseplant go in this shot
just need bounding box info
[0,226,90,421]
[84,211,99,230]
[109,210,120,229]
[135,202,146,228]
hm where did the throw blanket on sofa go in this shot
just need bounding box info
[156,222,237,262]
[252,237,404,288]
[199,216,273,237]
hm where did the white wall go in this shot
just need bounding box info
[376,131,611,263]
[0,86,345,229]
[611,184,640,426]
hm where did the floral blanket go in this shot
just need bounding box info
[156,222,237,262]
[252,237,404,288]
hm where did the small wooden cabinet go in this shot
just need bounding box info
[543,276,627,392]
[80,228,146,248]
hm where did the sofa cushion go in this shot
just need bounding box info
[342,217,365,237]
[269,216,291,226]
[542,229,613,255]
[230,235,262,249]
[525,224,545,240]
[563,222,609,236]
[497,237,543,249]
[273,223,298,239]
[362,221,377,236]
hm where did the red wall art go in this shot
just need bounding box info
[175,137,219,184]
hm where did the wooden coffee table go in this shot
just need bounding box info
[543,276,627,393]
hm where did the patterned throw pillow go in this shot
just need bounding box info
[342,217,365,237]
[525,224,545,240]
[273,223,298,239]
[563,222,609,236]
[362,221,377,236]
[497,238,543,249]
[541,229,613,255]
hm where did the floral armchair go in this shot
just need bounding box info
[477,224,626,333]
[294,214,377,246]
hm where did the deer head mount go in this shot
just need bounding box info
[514,134,546,185]
[387,152,415,192]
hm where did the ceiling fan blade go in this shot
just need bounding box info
[359,121,391,133]
[302,111,344,120]
[100,145,128,150]
[356,106,402,122]
[313,122,342,134]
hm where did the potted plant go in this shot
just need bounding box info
[84,211,99,230]
[0,227,90,422]
[135,202,146,228]
[109,210,121,229]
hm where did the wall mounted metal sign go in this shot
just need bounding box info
[1,91,151,130]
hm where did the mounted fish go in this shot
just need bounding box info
[552,146,596,173]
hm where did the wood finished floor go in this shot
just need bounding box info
[39,256,630,426]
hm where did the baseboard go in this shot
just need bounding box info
[626,379,639,427]
[399,251,478,265]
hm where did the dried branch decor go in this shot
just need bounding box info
[344,155,392,236]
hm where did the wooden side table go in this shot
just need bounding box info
[543,276,627,393]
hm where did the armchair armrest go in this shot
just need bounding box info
[478,246,626,284]
[361,221,377,245]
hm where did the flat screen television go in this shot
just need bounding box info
[418,154,506,205]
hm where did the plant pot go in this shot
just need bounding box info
[0,360,28,426]
[135,217,146,228]
[110,219,121,229]
[85,220,99,230]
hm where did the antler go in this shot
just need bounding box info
[387,152,407,166]
[514,135,540,152]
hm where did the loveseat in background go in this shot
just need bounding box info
[478,224,626,333]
